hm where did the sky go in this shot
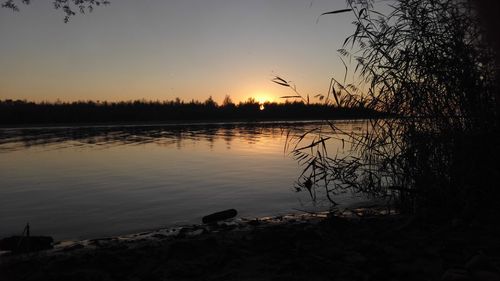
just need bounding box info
[0,0,359,104]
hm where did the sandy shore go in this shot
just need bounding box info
[1,210,500,281]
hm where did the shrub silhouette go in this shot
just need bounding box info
[289,0,499,219]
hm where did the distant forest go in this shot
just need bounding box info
[0,97,381,125]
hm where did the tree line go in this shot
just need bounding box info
[0,96,380,125]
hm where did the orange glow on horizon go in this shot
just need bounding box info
[253,92,274,104]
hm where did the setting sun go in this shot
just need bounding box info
[254,93,274,104]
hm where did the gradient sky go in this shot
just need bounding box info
[0,0,359,104]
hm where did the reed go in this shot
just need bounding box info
[281,0,499,218]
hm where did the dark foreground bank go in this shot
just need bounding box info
[1,211,499,281]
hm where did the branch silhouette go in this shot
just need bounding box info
[1,0,110,22]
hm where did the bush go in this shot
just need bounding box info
[292,0,499,219]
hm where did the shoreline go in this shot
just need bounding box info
[2,211,334,257]
[0,199,387,245]
[0,204,392,257]
[2,209,499,281]
[0,117,371,129]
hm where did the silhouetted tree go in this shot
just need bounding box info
[204,96,218,108]
[222,95,235,108]
[1,0,110,22]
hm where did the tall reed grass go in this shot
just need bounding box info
[280,0,499,218]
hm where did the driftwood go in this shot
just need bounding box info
[202,209,238,224]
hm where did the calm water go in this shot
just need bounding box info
[0,121,363,240]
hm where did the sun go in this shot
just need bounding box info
[251,92,274,110]
[254,93,273,104]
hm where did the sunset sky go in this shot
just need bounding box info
[0,0,358,104]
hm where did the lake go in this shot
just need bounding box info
[0,120,364,240]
